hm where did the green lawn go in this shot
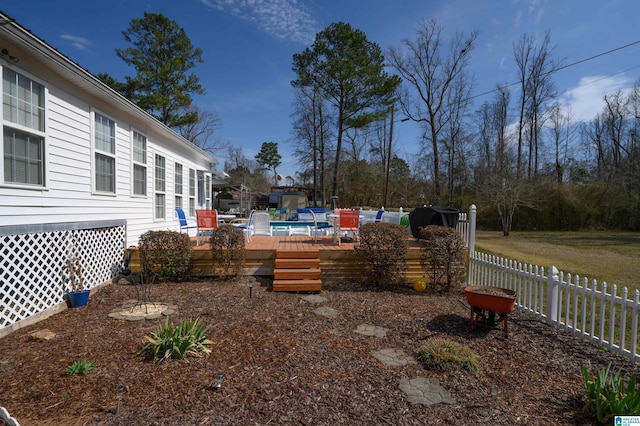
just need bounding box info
[474,231,640,291]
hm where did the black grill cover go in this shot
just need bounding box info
[409,206,460,239]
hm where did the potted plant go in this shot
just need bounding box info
[67,257,90,307]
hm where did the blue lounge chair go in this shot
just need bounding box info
[175,208,196,234]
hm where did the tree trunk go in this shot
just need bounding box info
[430,126,440,198]
[331,105,344,199]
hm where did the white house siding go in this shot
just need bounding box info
[0,15,217,247]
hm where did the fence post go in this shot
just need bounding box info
[467,204,476,255]
[546,265,560,325]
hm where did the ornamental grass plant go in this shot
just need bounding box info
[141,317,213,361]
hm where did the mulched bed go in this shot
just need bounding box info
[1,277,637,425]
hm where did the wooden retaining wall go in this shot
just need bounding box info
[127,237,466,285]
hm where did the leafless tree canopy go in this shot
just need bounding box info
[387,18,478,198]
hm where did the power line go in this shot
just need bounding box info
[555,63,640,99]
[467,39,640,102]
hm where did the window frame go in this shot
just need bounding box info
[188,167,196,216]
[92,111,116,195]
[1,66,47,189]
[154,153,166,219]
[131,129,147,197]
[174,162,183,210]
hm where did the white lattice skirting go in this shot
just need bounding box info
[1,220,126,333]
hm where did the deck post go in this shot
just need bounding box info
[546,265,560,325]
[467,204,477,255]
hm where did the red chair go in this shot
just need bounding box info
[337,210,360,245]
[195,209,218,245]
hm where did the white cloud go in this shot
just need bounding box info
[528,0,545,24]
[60,34,91,51]
[559,75,632,122]
[200,0,318,45]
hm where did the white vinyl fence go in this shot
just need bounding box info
[468,251,640,362]
[455,205,476,252]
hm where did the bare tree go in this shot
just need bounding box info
[513,31,559,178]
[290,85,334,206]
[442,71,474,204]
[581,114,607,179]
[388,18,477,199]
[603,90,628,170]
[177,105,228,156]
[472,85,538,236]
[546,102,575,183]
[513,33,534,178]
[474,85,510,173]
[625,80,640,197]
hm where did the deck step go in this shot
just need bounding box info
[275,258,320,269]
[275,250,319,259]
[274,268,321,280]
[273,249,322,292]
[273,279,322,292]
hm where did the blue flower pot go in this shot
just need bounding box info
[68,289,90,307]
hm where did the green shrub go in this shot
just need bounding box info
[581,362,640,424]
[354,222,407,286]
[65,358,95,376]
[139,231,192,282]
[420,225,466,292]
[210,225,245,278]
[417,338,480,376]
[141,317,213,361]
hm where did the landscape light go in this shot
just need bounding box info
[213,372,224,390]
[115,384,127,414]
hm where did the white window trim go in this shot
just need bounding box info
[0,65,49,190]
[188,167,196,216]
[91,109,117,196]
[131,128,148,198]
[174,162,183,211]
[154,152,166,220]
[205,174,211,209]
[174,162,183,193]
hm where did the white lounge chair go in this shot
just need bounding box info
[247,211,272,237]
[309,209,333,243]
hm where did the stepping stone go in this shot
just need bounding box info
[399,377,456,406]
[300,295,327,304]
[29,329,56,341]
[354,324,388,337]
[372,348,417,367]
[313,306,338,319]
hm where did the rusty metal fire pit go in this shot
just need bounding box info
[464,286,517,336]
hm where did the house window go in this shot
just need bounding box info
[174,162,183,210]
[94,113,115,193]
[189,197,195,216]
[132,131,147,196]
[205,174,211,209]
[188,168,195,215]
[2,68,45,186]
[174,162,183,194]
[154,154,165,219]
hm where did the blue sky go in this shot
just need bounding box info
[2,1,640,179]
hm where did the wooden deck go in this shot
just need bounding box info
[128,235,433,287]
[205,235,427,282]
